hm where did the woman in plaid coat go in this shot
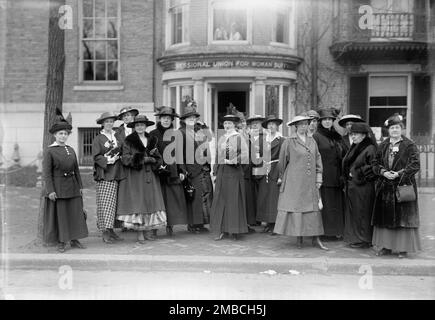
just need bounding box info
[92,112,125,244]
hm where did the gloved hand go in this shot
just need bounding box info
[144,156,156,164]
[48,192,57,201]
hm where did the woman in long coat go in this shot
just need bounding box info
[117,115,167,243]
[210,113,249,240]
[342,122,377,248]
[313,108,346,239]
[256,115,284,233]
[372,114,421,258]
[177,103,212,233]
[92,112,125,244]
[149,106,188,236]
[43,119,88,252]
[274,115,328,250]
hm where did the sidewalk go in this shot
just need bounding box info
[2,186,435,275]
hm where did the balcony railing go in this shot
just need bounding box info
[333,12,432,43]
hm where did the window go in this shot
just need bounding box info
[211,1,249,42]
[271,6,291,45]
[80,0,120,82]
[368,75,409,137]
[168,0,190,46]
[169,84,194,114]
[266,85,280,117]
[78,127,101,166]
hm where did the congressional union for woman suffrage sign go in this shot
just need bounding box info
[167,59,296,71]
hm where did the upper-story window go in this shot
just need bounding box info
[167,0,190,47]
[80,0,121,82]
[271,3,293,46]
[210,0,250,43]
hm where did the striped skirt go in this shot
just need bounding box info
[96,180,118,231]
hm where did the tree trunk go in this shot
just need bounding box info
[37,0,66,242]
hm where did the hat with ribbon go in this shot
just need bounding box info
[262,115,283,128]
[180,101,201,119]
[384,113,404,128]
[118,106,139,120]
[127,114,155,128]
[338,114,364,127]
[155,106,179,118]
[96,111,118,125]
[306,109,320,119]
[318,108,337,120]
[350,122,371,134]
[286,114,312,126]
[49,108,73,134]
[246,114,266,124]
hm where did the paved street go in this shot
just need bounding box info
[1,270,434,300]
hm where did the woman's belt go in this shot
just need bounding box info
[54,171,76,177]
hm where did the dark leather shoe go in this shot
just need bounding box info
[70,240,85,249]
[109,230,124,241]
[57,242,66,253]
[102,231,114,244]
[166,226,173,237]
[214,233,225,241]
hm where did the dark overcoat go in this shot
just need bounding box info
[342,137,377,244]
[210,131,249,235]
[371,136,420,228]
[149,123,188,226]
[256,134,284,223]
[178,124,212,225]
[116,132,166,216]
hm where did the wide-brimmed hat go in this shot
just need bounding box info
[287,115,312,126]
[127,114,155,128]
[384,113,404,128]
[262,115,283,128]
[306,110,320,119]
[96,111,118,125]
[338,114,364,127]
[350,122,371,134]
[318,108,337,120]
[118,106,139,120]
[246,114,265,124]
[223,114,240,123]
[155,106,179,118]
[180,104,200,119]
[49,120,72,134]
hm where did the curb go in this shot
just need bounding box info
[3,253,435,276]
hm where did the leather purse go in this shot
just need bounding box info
[182,174,195,202]
[395,163,416,203]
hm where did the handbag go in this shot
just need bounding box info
[183,174,195,202]
[395,160,416,203]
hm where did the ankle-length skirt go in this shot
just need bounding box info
[274,210,324,237]
[372,227,421,253]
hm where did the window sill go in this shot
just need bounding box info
[209,40,250,45]
[270,42,292,48]
[73,84,124,91]
[166,42,190,50]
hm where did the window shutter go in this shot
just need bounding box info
[412,75,432,136]
[349,75,368,120]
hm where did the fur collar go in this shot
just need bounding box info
[317,125,342,141]
[124,131,157,152]
[343,137,375,174]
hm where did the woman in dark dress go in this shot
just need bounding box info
[313,108,346,240]
[371,114,421,258]
[149,106,188,236]
[43,119,88,252]
[116,115,167,243]
[256,115,284,234]
[210,113,249,240]
[92,112,125,244]
[177,103,212,233]
[342,122,377,248]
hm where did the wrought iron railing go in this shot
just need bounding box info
[333,12,432,43]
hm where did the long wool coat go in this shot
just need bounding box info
[149,123,188,226]
[256,134,284,223]
[372,136,420,229]
[342,137,377,244]
[117,132,166,216]
[277,134,323,213]
[210,131,249,235]
[178,124,212,225]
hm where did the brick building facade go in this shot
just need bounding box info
[0,0,434,169]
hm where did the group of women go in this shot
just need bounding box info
[43,105,422,259]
